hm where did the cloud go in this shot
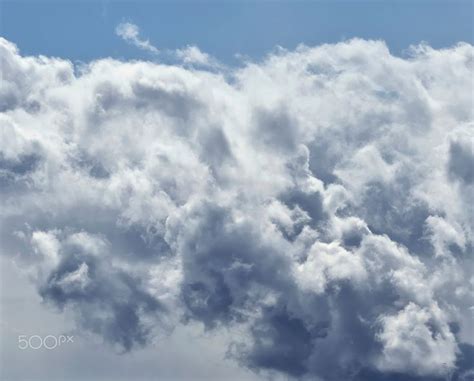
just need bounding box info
[115,22,159,54]
[175,45,215,67]
[1,36,473,380]
[376,302,457,376]
[114,23,221,67]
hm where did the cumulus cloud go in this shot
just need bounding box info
[115,22,159,54]
[0,36,473,380]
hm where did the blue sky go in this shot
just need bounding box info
[1,1,472,64]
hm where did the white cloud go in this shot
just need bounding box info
[31,230,60,270]
[377,302,458,376]
[294,241,367,294]
[115,22,159,54]
[1,36,473,380]
[114,23,221,67]
[175,45,213,66]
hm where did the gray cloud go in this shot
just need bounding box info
[448,137,474,185]
[1,36,473,380]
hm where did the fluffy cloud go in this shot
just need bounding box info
[0,36,473,380]
[376,302,457,376]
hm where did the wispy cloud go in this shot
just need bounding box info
[115,22,158,54]
[115,23,221,68]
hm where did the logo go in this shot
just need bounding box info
[18,335,74,350]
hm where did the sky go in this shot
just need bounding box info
[0,2,473,381]
[1,1,473,64]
